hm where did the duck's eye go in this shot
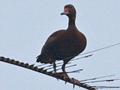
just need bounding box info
[70,6,73,9]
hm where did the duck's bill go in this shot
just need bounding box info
[61,12,65,15]
[61,8,70,15]
[61,12,69,15]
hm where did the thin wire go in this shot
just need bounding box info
[71,54,93,61]
[83,78,120,83]
[56,64,77,71]
[80,43,120,56]
[93,86,120,89]
[80,74,115,82]
[66,69,83,73]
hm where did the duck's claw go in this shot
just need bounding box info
[52,72,71,81]
[71,78,80,89]
[52,72,60,80]
[71,78,76,88]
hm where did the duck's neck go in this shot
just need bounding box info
[67,17,76,30]
[69,19,75,26]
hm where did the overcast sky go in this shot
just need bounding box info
[0,0,120,90]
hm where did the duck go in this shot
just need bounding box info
[36,4,87,79]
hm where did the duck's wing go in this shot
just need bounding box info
[41,30,66,52]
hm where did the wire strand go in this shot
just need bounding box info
[80,43,120,56]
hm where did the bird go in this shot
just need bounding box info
[36,4,87,79]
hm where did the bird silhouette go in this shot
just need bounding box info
[36,4,87,79]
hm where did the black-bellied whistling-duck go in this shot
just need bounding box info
[37,4,87,79]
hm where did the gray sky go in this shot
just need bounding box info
[0,0,120,90]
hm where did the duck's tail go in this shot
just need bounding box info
[36,54,53,64]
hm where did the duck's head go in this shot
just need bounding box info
[61,4,76,20]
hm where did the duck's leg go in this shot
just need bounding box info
[62,60,78,88]
[52,60,69,78]
[52,60,71,80]
[53,61,60,80]
[61,60,70,79]
[53,61,56,73]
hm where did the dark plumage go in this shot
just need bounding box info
[37,4,87,78]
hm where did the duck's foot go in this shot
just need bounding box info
[71,78,80,89]
[52,72,80,88]
[52,72,60,80]
[52,72,71,81]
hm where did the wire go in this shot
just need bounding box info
[80,43,120,56]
